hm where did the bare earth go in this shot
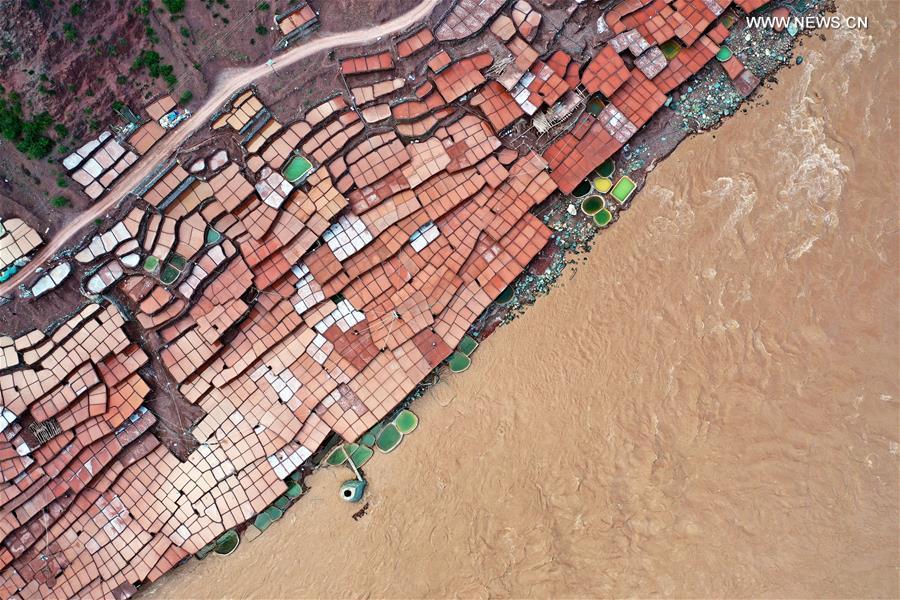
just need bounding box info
[145,1,899,598]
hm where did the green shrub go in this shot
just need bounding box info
[257,2,269,9]
[179,90,193,104]
[0,106,24,141]
[69,3,83,16]
[162,0,185,13]
[132,49,160,72]
[0,99,57,160]
[62,23,78,41]
[56,175,68,188]
[50,196,69,208]
[255,24,268,35]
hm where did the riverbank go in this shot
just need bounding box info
[145,0,898,597]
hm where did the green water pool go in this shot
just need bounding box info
[326,445,349,466]
[283,155,313,183]
[496,286,515,305]
[206,227,222,245]
[611,176,636,204]
[169,253,186,270]
[458,335,478,356]
[448,351,471,373]
[594,208,613,227]
[376,423,403,453]
[214,530,240,555]
[586,95,606,116]
[660,39,683,60]
[597,159,615,178]
[348,444,374,468]
[572,180,592,198]
[394,409,418,434]
[0,264,19,283]
[160,265,179,285]
[286,481,303,499]
[581,196,604,215]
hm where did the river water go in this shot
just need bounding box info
[146,2,899,597]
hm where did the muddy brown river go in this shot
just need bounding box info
[146,2,899,597]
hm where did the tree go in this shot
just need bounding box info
[132,49,161,73]
[0,104,23,141]
[162,0,185,13]
[63,23,78,42]
[0,92,56,159]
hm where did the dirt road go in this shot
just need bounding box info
[0,0,442,297]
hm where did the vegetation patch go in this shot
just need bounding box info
[131,50,177,87]
[162,0,185,14]
[0,88,60,159]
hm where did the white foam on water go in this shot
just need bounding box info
[761,50,851,260]
[703,175,758,241]
[646,185,695,239]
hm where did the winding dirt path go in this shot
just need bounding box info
[0,0,441,296]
